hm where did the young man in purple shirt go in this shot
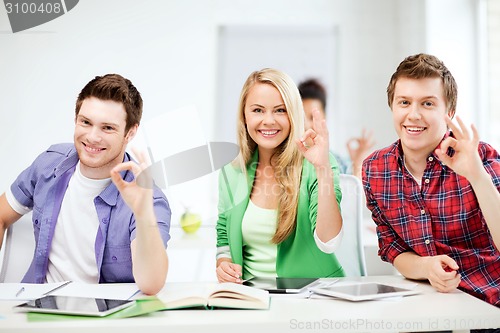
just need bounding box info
[0,74,171,295]
[363,54,500,308]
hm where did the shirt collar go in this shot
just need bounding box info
[54,147,79,177]
[395,131,453,170]
[98,152,133,206]
[54,146,133,206]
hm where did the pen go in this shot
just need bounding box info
[15,287,25,297]
[43,281,72,296]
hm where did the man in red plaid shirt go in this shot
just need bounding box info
[363,53,500,307]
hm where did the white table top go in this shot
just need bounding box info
[0,275,499,333]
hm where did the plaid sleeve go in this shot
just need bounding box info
[480,142,500,191]
[363,166,412,264]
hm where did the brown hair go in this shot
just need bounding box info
[387,53,457,117]
[75,74,143,133]
[298,78,327,111]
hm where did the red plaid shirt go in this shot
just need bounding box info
[363,136,500,307]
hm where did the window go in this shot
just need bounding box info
[485,0,500,149]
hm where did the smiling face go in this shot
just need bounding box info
[392,77,452,159]
[244,83,291,157]
[74,97,137,179]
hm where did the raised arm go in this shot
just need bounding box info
[297,109,342,242]
[346,128,375,179]
[435,116,500,249]
[110,149,168,295]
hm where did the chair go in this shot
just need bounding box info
[335,174,367,276]
[0,212,36,282]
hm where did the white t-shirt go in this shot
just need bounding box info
[45,162,110,283]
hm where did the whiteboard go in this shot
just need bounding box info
[215,25,338,147]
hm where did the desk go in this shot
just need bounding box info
[0,276,499,333]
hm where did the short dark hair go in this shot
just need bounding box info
[387,53,457,117]
[75,74,143,133]
[298,78,327,110]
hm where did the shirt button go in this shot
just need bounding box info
[428,156,434,162]
[424,178,430,184]
[112,256,117,261]
[425,239,430,245]
[420,209,425,215]
[102,218,108,224]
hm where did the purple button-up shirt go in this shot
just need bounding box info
[10,143,171,283]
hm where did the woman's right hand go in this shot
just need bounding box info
[216,259,243,283]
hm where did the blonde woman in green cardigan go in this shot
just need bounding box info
[216,68,345,283]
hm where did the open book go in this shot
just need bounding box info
[156,282,270,310]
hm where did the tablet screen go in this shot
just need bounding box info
[243,277,318,293]
[14,295,135,316]
[329,283,405,296]
[310,283,419,301]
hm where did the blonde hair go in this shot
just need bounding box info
[236,68,304,243]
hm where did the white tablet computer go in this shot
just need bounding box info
[13,295,135,316]
[310,283,420,301]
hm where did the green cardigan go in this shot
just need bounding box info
[216,152,345,278]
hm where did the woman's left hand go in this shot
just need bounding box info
[296,109,330,168]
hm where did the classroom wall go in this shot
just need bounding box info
[0,0,480,217]
[1,0,480,169]
[0,0,480,280]
[1,0,480,196]
[0,0,422,190]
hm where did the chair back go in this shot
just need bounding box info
[335,174,367,276]
[0,212,35,282]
